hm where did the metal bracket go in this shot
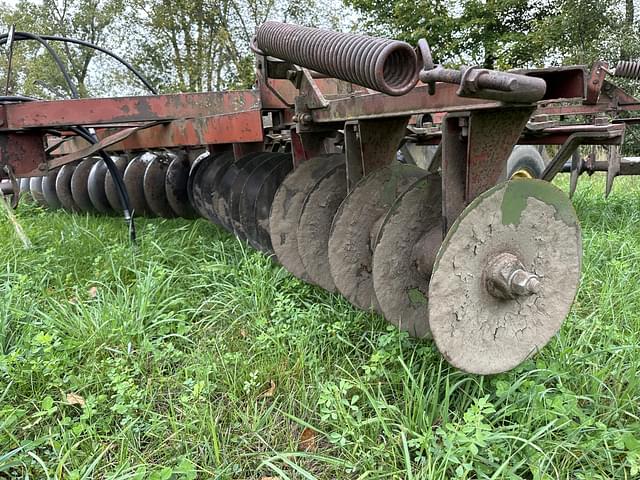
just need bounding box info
[344,116,409,190]
[441,107,534,232]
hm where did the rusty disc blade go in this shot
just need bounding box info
[42,169,62,210]
[216,152,270,235]
[328,163,427,312]
[428,179,582,374]
[269,154,345,281]
[143,152,176,218]
[55,164,81,212]
[104,156,129,211]
[189,151,235,226]
[166,154,197,218]
[372,174,442,338]
[87,161,112,213]
[123,153,155,216]
[297,162,347,292]
[239,153,292,253]
[29,176,47,207]
[71,157,99,212]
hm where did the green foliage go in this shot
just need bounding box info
[2,174,640,477]
[347,0,640,68]
[0,0,128,98]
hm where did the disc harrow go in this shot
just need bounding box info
[4,21,640,374]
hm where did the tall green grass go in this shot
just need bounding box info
[1,174,640,479]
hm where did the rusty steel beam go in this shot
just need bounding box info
[0,91,261,129]
[311,83,502,123]
[50,110,264,155]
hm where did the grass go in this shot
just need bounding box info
[1,174,640,479]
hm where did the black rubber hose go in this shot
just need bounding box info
[1,33,137,241]
[0,31,157,94]
[69,126,136,242]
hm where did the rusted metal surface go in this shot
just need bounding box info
[521,66,586,100]
[542,126,625,181]
[256,22,418,96]
[312,83,501,123]
[441,114,468,233]
[1,91,261,129]
[47,123,161,170]
[440,108,532,233]
[585,61,607,104]
[344,116,409,190]
[420,67,546,103]
[0,131,46,176]
[50,111,263,156]
[466,107,534,200]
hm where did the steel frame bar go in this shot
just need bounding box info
[0,91,261,129]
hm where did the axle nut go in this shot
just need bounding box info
[484,252,541,299]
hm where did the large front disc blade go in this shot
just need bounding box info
[428,179,582,375]
[328,163,427,311]
[297,163,347,292]
[372,174,442,337]
[269,154,344,281]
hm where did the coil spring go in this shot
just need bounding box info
[255,22,418,96]
[614,60,640,80]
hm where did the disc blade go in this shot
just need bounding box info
[372,174,442,337]
[166,154,197,218]
[104,156,129,211]
[71,157,99,212]
[428,179,582,374]
[270,154,344,281]
[19,177,31,202]
[87,161,112,213]
[56,164,81,212]
[29,176,47,207]
[143,153,176,218]
[328,163,427,311]
[123,153,154,216]
[42,169,62,210]
[189,151,234,226]
[240,154,292,253]
[229,152,275,240]
[297,162,347,292]
[217,152,271,236]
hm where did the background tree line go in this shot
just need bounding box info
[0,0,638,98]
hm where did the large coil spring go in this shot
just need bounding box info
[255,22,418,96]
[614,60,640,80]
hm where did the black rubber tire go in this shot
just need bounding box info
[504,146,546,179]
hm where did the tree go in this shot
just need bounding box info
[127,0,350,93]
[345,0,639,69]
[0,0,128,98]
